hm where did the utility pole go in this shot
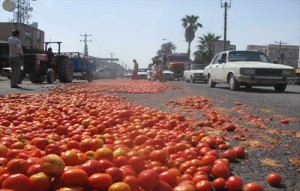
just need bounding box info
[110,53,114,63]
[221,0,231,51]
[274,41,287,64]
[80,33,92,57]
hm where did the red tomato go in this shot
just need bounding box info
[123,175,139,191]
[152,180,173,191]
[61,168,88,187]
[233,146,246,159]
[105,167,124,183]
[266,172,282,186]
[45,144,62,156]
[225,176,243,191]
[195,180,212,191]
[6,158,29,175]
[61,150,80,166]
[202,154,217,165]
[212,177,226,189]
[80,159,102,176]
[149,149,169,164]
[114,156,128,167]
[29,172,51,191]
[211,163,230,179]
[39,154,65,177]
[138,169,159,190]
[174,183,196,191]
[221,149,237,162]
[128,156,146,173]
[88,173,113,190]
[243,182,264,191]
[159,170,178,187]
[2,174,33,191]
[108,182,131,191]
[192,174,209,184]
[120,165,137,177]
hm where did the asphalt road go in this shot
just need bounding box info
[178,81,300,119]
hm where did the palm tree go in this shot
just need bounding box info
[181,15,203,59]
[152,42,176,62]
[194,32,221,63]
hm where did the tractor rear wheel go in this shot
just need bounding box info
[57,58,74,83]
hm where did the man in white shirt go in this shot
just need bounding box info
[8,29,23,88]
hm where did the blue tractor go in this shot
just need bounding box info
[67,52,96,82]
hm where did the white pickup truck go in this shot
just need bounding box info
[183,64,207,83]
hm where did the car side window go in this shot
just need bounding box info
[212,54,221,65]
[220,53,227,62]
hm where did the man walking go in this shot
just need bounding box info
[8,29,23,88]
[132,59,139,80]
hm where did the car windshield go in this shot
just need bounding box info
[191,64,206,70]
[228,51,271,63]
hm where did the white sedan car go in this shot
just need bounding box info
[183,64,207,83]
[203,50,294,92]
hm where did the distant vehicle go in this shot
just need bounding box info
[157,53,191,80]
[147,67,175,81]
[67,52,96,82]
[203,50,294,92]
[183,64,207,83]
[162,69,175,81]
[137,68,148,79]
[94,67,115,79]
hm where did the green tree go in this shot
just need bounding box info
[152,42,176,62]
[181,15,203,59]
[194,32,221,63]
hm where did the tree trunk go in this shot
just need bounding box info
[187,41,191,59]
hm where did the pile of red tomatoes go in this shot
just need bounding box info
[0,82,281,191]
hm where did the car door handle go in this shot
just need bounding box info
[216,65,219,67]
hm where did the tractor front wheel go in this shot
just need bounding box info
[87,71,94,82]
[29,73,45,84]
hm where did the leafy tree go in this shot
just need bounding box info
[194,32,221,63]
[152,42,176,62]
[181,15,203,59]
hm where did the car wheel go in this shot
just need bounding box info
[274,84,287,92]
[208,75,216,88]
[229,74,239,91]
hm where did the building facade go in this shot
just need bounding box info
[247,44,299,68]
[0,22,45,51]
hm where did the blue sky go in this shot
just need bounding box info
[1,0,300,68]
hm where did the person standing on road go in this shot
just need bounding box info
[156,60,164,82]
[132,59,139,80]
[8,29,23,88]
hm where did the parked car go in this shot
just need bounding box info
[203,50,294,92]
[137,68,148,79]
[94,68,115,79]
[183,64,207,83]
[147,67,175,81]
[1,66,26,84]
